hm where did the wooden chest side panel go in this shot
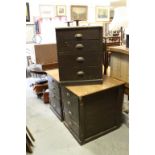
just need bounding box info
[82,86,123,138]
[110,52,129,83]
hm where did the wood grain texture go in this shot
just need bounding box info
[34,43,57,65]
[110,49,129,83]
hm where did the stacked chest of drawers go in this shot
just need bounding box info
[55,26,103,85]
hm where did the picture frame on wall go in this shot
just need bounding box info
[71,5,88,21]
[56,5,66,16]
[95,6,110,22]
[39,5,55,18]
[26,24,35,43]
[26,2,30,22]
[110,8,114,21]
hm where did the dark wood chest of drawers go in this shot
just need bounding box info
[55,26,103,85]
[46,69,125,145]
[47,75,63,121]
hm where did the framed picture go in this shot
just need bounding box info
[26,2,30,22]
[56,5,66,16]
[26,24,35,43]
[96,6,110,22]
[39,5,55,18]
[71,5,88,21]
[110,8,114,21]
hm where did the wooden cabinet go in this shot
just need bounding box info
[62,79,124,145]
[46,69,125,145]
[109,46,129,83]
[55,26,103,85]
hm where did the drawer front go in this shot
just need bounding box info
[61,87,79,124]
[64,111,79,136]
[57,40,103,53]
[48,76,59,90]
[50,95,61,115]
[49,86,60,99]
[59,66,102,81]
[56,27,102,41]
[58,53,103,68]
[48,76,60,97]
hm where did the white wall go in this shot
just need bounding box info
[26,0,112,45]
[26,0,110,24]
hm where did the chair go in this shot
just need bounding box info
[29,63,58,102]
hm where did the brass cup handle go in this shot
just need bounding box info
[52,87,56,90]
[68,111,72,115]
[67,101,71,105]
[69,121,72,126]
[75,44,84,49]
[66,92,70,96]
[76,57,85,62]
[77,71,84,76]
[74,33,83,38]
[52,94,55,98]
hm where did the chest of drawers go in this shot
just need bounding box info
[62,79,124,144]
[46,69,125,145]
[47,75,63,121]
[55,26,103,85]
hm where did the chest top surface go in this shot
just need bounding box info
[108,46,129,55]
[46,68,125,97]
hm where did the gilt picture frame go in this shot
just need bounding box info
[71,5,88,21]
